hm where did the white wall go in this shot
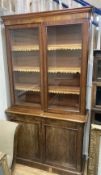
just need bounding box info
[87,0,101,8]
[0,19,10,120]
[62,0,101,8]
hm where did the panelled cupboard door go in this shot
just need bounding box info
[6,25,43,109]
[44,22,89,114]
[17,121,41,162]
[43,119,84,171]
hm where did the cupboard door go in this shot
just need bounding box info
[43,119,83,171]
[9,26,42,108]
[17,121,41,162]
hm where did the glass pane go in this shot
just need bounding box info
[47,24,82,112]
[95,113,101,124]
[97,60,101,80]
[96,87,101,105]
[11,27,41,107]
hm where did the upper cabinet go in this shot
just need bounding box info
[2,7,92,115]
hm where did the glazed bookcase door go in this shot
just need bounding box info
[9,26,42,107]
[93,51,101,81]
[46,23,83,113]
[96,59,101,80]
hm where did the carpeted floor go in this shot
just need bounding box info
[13,164,59,175]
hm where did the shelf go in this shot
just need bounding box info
[48,67,80,73]
[92,108,101,112]
[97,77,101,80]
[93,81,101,86]
[48,44,81,50]
[15,83,80,95]
[12,44,81,52]
[15,83,40,92]
[13,66,80,74]
[49,86,80,95]
[12,45,39,51]
[13,66,40,72]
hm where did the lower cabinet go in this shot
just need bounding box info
[8,113,84,175]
